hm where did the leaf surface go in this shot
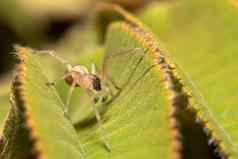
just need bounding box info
[0,47,84,159]
[140,0,238,158]
[75,22,173,159]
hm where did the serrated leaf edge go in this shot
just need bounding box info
[12,47,46,159]
[98,3,231,158]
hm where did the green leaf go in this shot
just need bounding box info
[75,23,173,159]
[0,47,84,159]
[140,0,238,158]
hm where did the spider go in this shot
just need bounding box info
[32,47,153,152]
[32,50,119,151]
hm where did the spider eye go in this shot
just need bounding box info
[92,76,101,91]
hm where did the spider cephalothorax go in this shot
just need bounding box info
[65,64,101,89]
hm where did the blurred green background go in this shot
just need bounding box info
[0,0,164,77]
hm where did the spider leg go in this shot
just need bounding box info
[102,47,147,91]
[91,63,97,75]
[91,62,119,100]
[65,81,76,114]
[91,101,112,152]
[30,49,71,69]
[46,73,70,86]
[87,88,112,151]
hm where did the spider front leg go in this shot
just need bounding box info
[45,72,74,113]
[46,73,69,86]
[65,81,76,114]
